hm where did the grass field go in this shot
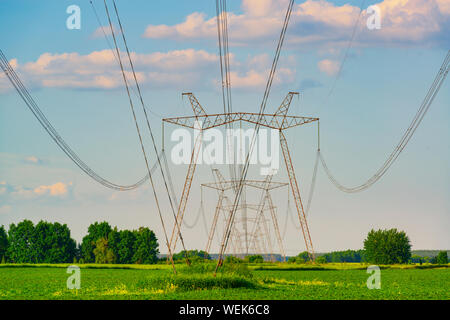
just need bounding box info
[0,263,448,300]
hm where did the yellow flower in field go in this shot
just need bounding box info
[165,283,178,292]
[333,281,345,287]
[152,289,165,294]
[297,280,329,286]
[103,284,130,295]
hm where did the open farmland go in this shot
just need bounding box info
[0,263,448,300]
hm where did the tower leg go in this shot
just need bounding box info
[169,129,203,253]
[266,191,286,262]
[205,191,224,256]
[279,131,315,261]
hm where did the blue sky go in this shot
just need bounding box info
[0,0,449,254]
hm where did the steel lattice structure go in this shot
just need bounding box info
[202,169,288,262]
[163,91,319,261]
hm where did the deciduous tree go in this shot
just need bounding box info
[435,251,448,264]
[0,226,8,262]
[364,228,411,264]
[80,221,112,263]
[132,227,159,264]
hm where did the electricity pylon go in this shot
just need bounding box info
[202,169,288,261]
[163,92,318,261]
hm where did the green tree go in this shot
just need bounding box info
[173,250,210,262]
[114,230,137,264]
[316,256,327,264]
[6,220,76,263]
[33,221,76,263]
[364,228,411,264]
[80,222,112,263]
[322,249,366,263]
[296,251,310,263]
[225,255,243,264]
[93,237,116,264]
[245,255,264,263]
[7,220,36,263]
[435,251,448,264]
[411,254,423,264]
[0,225,8,262]
[132,227,159,264]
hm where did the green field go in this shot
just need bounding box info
[0,263,448,300]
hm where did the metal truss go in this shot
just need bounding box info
[164,92,318,260]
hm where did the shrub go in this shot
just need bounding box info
[225,256,243,264]
[245,255,264,263]
[137,274,258,291]
[316,256,327,264]
[435,251,448,264]
[364,228,411,264]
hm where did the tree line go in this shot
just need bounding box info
[1,223,447,265]
[0,220,160,264]
[289,228,448,265]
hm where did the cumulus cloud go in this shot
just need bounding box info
[34,182,69,196]
[0,181,72,201]
[0,49,296,92]
[142,0,450,48]
[23,156,47,165]
[317,59,340,76]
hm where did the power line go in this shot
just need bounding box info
[215,0,295,273]
[320,50,450,193]
[0,49,156,191]
[305,150,320,216]
[216,0,237,183]
[109,0,190,264]
[89,0,164,120]
[321,0,366,110]
[102,0,177,271]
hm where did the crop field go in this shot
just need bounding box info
[0,263,448,300]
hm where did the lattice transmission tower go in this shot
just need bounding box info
[201,168,288,261]
[163,91,319,261]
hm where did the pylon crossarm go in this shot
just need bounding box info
[163,113,318,131]
[201,180,288,192]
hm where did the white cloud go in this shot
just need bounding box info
[317,59,340,76]
[34,182,69,196]
[0,50,296,92]
[0,181,72,201]
[142,0,450,48]
[23,155,46,165]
